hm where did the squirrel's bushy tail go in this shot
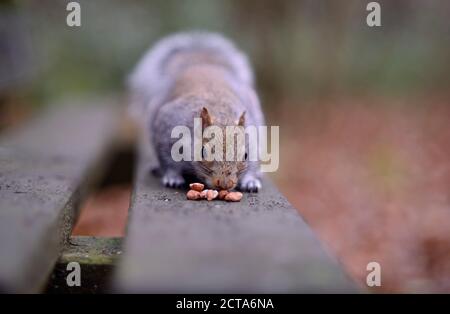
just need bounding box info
[127,31,254,124]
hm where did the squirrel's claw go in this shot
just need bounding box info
[238,175,262,193]
[162,171,185,188]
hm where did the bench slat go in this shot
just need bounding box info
[114,142,357,293]
[0,100,119,292]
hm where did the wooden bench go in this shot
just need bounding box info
[0,98,357,293]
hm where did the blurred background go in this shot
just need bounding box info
[0,0,449,292]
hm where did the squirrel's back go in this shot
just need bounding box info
[128,32,255,120]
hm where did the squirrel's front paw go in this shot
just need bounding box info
[161,170,185,188]
[238,175,262,193]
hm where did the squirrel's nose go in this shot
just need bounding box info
[215,178,236,190]
[226,180,236,190]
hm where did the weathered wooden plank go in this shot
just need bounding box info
[46,236,122,294]
[0,99,120,292]
[114,143,357,293]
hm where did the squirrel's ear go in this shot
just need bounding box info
[200,107,212,127]
[237,111,246,126]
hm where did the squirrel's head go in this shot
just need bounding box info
[193,107,248,190]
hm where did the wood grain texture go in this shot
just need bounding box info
[0,99,120,292]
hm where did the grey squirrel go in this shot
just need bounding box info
[128,32,265,192]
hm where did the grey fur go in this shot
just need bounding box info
[128,31,265,192]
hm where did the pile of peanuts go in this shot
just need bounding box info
[186,183,243,202]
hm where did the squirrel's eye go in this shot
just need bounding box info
[244,152,248,160]
[202,146,207,159]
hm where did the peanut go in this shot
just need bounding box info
[186,190,202,200]
[224,191,243,202]
[189,183,204,192]
[218,190,229,200]
[200,189,208,199]
[206,189,219,201]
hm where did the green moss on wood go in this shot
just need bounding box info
[58,236,123,266]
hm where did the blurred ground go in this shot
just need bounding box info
[273,95,450,292]
[72,185,130,237]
